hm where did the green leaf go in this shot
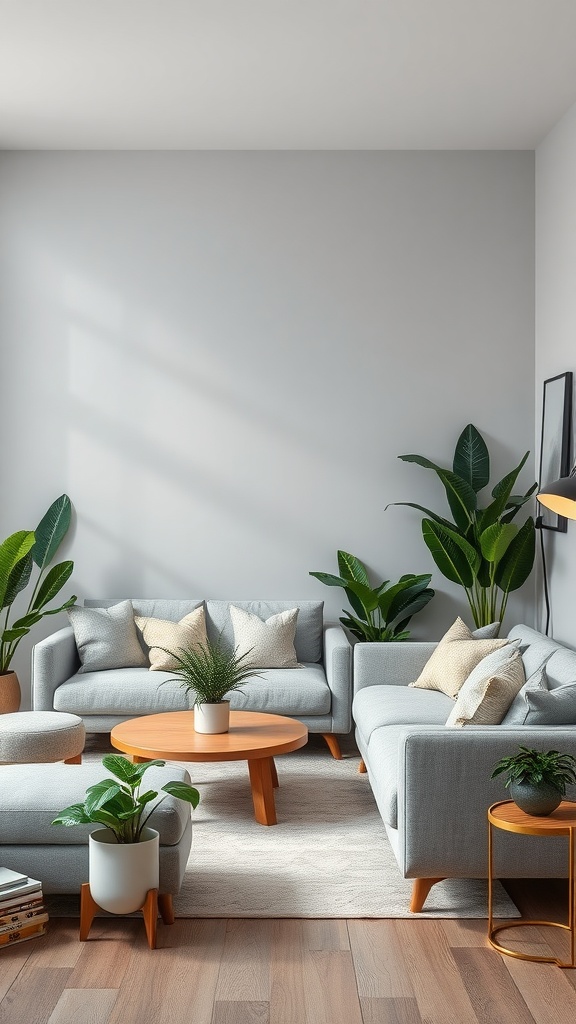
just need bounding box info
[337,551,370,587]
[31,561,74,611]
[495,518,536,593]
[388,589,434,629]
[84,781,122,816]
[453,424,490,493]
[479,523,518,566]
[51,803,93,826]
[1,627,30,643]
[422,519,479,588]
[340,579,379,615]
[389,502,461,534]
[376,575,431,622]
[0,531,35,609]
[11,612,43,630]
[42,595,77,615]
[3,553,33,608]
[343,585,369,622]
[398,455,477,530]
[162,781,201,809]
[480,453,530,532]
[31,494,72,571]
[100,754,148,783]
[309,571,349,590]
[339,613,376,642]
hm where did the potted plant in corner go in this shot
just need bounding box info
[491,746,576,816]
[161,638,260,734]
[391,424,537,630]
[0,494,76,713]
[309,550,434,641]
[52,754,200,914]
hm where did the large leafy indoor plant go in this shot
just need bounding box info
[392,424,537,629]
[161,637,260,734]
[492,746,576,816]
[309,550,434,641]
[0,494,76,712]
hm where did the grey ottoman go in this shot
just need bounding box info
[0,711,85,764]
[0,763,193,903]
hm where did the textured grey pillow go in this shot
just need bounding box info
[68,600,147,673]
[445,643,524,727]
[472,622,501,639]
[501,666,548,725]
[522,680,576,726]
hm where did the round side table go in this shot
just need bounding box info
[488,799,576,968]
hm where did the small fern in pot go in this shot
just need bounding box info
[161,638,260,735]
[492,746,576,816]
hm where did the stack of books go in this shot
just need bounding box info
[0,868,48,947]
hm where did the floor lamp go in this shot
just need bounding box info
[537,468,576,635]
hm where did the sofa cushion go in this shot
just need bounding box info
[409,617,507,698]
[135,607,208,671]
[228,665,330,715]
[501,666,548,725]
[445,648,525,727]
[230,605,299,668]
[0,763,192,845]
[520,682,576,725]
[353,685,453,748]
[68,600,147,672]
[205,601,324,663]
[54,665,330,718]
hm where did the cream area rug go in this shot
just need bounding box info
[69,736,518,920]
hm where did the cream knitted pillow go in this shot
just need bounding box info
[135,606,208,671]
[445,646,525,727]
[230,605,299,668]
[410,617,508,699]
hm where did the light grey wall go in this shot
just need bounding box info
[0,152,535,699]
[536,101,576,646]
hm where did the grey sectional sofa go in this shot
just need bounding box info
[353,624,576,911]
[32,599,352,758]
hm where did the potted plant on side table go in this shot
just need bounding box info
[161,638,261,734]
[492,746,576,816]
[52,753,200,926]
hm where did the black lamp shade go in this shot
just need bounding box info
[537,475,576,520]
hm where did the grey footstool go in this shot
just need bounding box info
[0,711,85,764]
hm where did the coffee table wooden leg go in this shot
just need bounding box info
[248,757,277,825]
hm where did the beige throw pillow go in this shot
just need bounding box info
[445,645,525,727]
[135,606,208,671]
[410,616,508,699]
[230,605,299,668]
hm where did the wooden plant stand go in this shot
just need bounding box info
[79,883,175,949]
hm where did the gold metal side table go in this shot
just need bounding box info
[488,799,576,968]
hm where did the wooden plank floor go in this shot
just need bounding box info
[1,880,576,1024]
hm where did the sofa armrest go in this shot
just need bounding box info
[323,625,353,733]
[31,627,80,710]
[397,726,576,878]
[353,641,437,694]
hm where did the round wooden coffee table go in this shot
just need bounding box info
[111,710,308,826]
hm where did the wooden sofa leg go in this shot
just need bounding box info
[410,877,446,913]
[358,759,367,774]
[64,754,82,764]
[321,734,343,760]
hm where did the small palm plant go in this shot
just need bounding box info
[161,638,260,707]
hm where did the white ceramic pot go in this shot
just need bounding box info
[89,826,159,914]
[194,700,230,734]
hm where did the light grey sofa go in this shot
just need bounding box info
[353,624,576,911]
[32,599,352,758]
[0,762,193,906]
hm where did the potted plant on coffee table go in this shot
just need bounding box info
[161,638,260,734]
[491,746,576,816]
[52,754,200,915]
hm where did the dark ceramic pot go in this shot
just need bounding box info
[509,780,562,816]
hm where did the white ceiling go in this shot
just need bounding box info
[2,0,576,150]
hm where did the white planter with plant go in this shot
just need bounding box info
[52,754,200,914]
[162,638,260,734]
[0,494,76,713]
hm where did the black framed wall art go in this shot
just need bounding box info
[538,371,573,532]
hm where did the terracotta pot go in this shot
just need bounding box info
[89,826,159,914]
[194,700,230,734]
[0,672,21,714]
